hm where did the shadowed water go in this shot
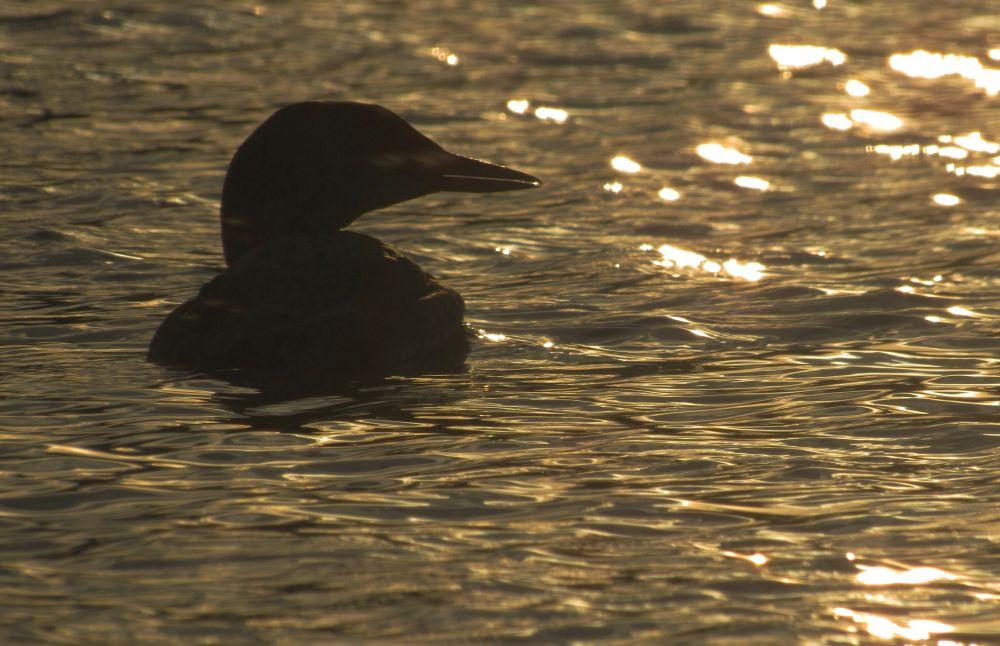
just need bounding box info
[1,1,998,642]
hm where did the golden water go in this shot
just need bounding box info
[1,1,998,642]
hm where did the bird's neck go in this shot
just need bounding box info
[219,166,368,265]
[219,201,365,266]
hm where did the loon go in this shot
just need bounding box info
[148,101,540,384]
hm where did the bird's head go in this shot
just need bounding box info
[220,101,541,265]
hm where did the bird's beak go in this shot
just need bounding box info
[434,153,542,193]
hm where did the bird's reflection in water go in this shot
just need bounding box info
[210,370,474,433]
[199,331,470,416]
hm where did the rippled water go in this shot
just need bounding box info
[2,1,999,642]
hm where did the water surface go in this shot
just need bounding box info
[2,0,999,642]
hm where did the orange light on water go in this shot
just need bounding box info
[889,50,1000,95]
[850,109,903,131]
[534,107,568,123]
[844,79,870,96]
[855,565,956,585]
[696,143,752,165]
[430,47,459,66]
[932,193,960,206]
[507,99,530,114]
[610,155,642,173]
[821,113,852,130]
[649,244,765,282]
[734,176,770,191]
[833,608,953,641]
[769,44,846,69]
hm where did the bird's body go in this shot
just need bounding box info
[148,101,538,384]
[149,232,467,384]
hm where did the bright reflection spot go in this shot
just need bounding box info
[932,193,961,206]
[534,106,568,123]
[949,163,1000,178]
[507,99,530,114]
[897,285,915,294]
[870,144,920,160]
[690,328,710,337]
[947,306,976,317]
[658,187,681,201]
[603,181,623,193]
[757,4,783,17]
[722,550,769,565]
[850,109,903,131]
[696,143,752,164]
[953,131,1000,153]
[639,244,654,251]
[657,244,705,269]
[856,565,956,585]
[925,315,943,323]
[813,0,826,8]
[494,246,511,255]
[822,113,853,130]
[844,79,870,96]
[650,245,764,281]
[478,330,507,342]
[611,155,642,173]
[723,259,766,281]
[542,341,554,349]
[735,176,770,191]
[834,608,953,642]
[889,50,1000,96]
[769,44,846,69]
[846,552,856,561]
[991,48,1000,61]
[870,141,996,167]
[928,145,969,159]
[430,47,459,66]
